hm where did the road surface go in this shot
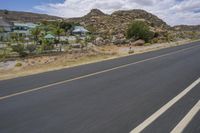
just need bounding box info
[0,42,200,133]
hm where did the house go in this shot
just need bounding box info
[0,17,12,41]
[44,34,55,40]
[59,36,68,41]
[68,36,77,41]
[12,22,38,36]
[72,26,89,36]
[44,34,56,44]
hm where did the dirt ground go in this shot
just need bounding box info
[0,39,197,81]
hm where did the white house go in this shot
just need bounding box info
[72,26,89,36]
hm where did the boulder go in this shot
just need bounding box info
[116,33,125,39]
[112,39,127,45]
[104,39,111,44]
[94,37,104,45]
[111,36,117,43]
[131,39,145,46]
[71,43,82,48]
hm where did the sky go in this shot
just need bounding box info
[0,0,200,26]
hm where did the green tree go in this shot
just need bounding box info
[3,9,9,15]
[53,27,64,43]
[31,27,41,45]
[60,21,72,34]
[127,21,154,42]
[0,27,4,41]
[41,39,54,51]
[10,32,19,42]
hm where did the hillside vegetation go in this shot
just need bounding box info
[66,9,169,39]
[0,10,62,22]
[66,9,200,44]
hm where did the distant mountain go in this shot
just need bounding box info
[0,10,63,22]
[173,25,200,31]
[1,9,199,38]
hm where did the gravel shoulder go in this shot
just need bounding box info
[0,39,198,81]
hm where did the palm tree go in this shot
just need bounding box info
[31,27,41,45]
[53,27,64,52]
[53,27,64,43]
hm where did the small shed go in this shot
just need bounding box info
[72,26,89,36]
[44,34,55,39]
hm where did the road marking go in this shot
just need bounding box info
[130,78,200,133]
[171,100,200,133]
[0,45,199,101]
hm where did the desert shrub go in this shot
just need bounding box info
[86,35,95,42]
[12,44,27,57]
[41,40,54,51]
[151,38,159,44]
[127,21,154,42]
[15,62,22,67]
[128,50,134,54]
[144,43,151,46]
[86,25,96,33]
[61,40,69,45]
[0,52,6,60]
[26,44,37,53]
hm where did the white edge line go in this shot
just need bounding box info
[171,100,200,133]
[0,45,199,101]
[130,78,200,133]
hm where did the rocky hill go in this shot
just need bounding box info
[1,9,199,43]
[66,9,170,38]
[0,10,62,22]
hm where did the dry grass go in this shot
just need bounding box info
[0,39,199,81]
[0,51,117,80]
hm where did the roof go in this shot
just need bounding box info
[72,26,89,33]
[26,23,38,28]
[14,22,38,29]
[0,17,12,27]
[44,34,55,39]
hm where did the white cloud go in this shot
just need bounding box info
[34,0,200,26]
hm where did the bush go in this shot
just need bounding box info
[3,10,9,15]
[12,44,27,57]
[151,38,159,44]
[128,50,134,54]
[61,40,69,45]
[127,21,154,42]
[15,62,22,67]
[27,44,37,53]
[144,43,151,46]
[41,40,54,51]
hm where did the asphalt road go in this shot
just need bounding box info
[0,42,200,133]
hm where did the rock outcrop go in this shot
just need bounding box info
[66,9,170,39]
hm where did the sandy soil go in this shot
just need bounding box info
[0,39,198,81]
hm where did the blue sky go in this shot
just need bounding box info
[0,0,200,26]
[0,0,63,12]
